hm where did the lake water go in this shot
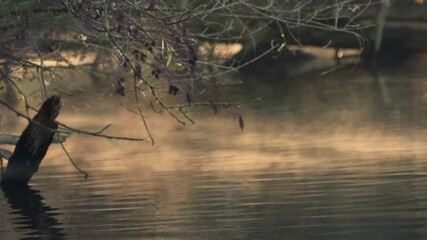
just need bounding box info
[2,57,427,239]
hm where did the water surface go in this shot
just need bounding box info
[2,58,427,239]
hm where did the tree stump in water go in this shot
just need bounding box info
[1,96,61,185]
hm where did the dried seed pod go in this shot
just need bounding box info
[121,57,130,69]
[238,115,244,130]
[210,102,218,115]
[132,50,140,58]
[186,92,193,104]
[168,85,179,95]
[140,53,147,62]
[115,78,125,96]
[148,0,156,10]
[134,64,142,79]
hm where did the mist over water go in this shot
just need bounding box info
[2,58,427,239]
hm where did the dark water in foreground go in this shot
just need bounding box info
[2,59,427,239]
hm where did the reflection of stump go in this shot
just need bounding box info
[1,184,66,239]
[1,96,61,184]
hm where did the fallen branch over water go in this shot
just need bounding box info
[0,133,68,146]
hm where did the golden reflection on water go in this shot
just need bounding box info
[41,106,427,175]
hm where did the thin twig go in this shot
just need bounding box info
[60,141,89,178]
[58,122,145,142]
[37,58,48,102]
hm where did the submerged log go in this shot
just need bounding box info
[1,96,61,184]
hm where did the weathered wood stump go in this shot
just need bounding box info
[1,96,61,184]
